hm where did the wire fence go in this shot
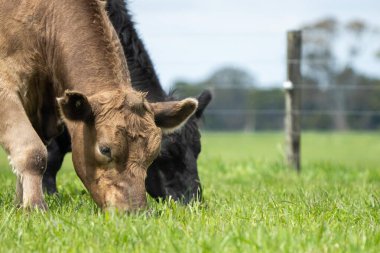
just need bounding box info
[205,109,380,117]
[145,26,380,131]
[177,84,380,131]
[199,84,380,90]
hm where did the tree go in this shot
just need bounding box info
[302,17,380,130]
[173,66,256,130]
[203,67,255,88]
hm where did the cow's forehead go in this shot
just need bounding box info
[91,89,150,120]
[92,89,145,104]
[90,92,157,140]
[125,90,146,105]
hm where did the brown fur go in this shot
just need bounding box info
[0,0,197,211]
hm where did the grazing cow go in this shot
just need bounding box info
[43,0,212,204]
[0,0,197,211]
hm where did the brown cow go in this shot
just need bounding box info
[0,0,197,211]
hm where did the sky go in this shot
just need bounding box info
[127,0,380,90]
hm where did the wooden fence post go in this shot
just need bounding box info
[284,30,302,172]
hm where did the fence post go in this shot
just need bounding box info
[284,30,302,172]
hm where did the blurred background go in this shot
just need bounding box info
[129,0,380,131]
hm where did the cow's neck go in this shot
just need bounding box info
[45,0,132,95]
[107,0,167,102]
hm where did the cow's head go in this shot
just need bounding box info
[145,90,212,203]
[58,88,197,211]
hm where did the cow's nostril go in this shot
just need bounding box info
[99,146,112,157]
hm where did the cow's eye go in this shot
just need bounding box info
[99,146,112,158]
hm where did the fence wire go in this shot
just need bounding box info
[205,109,380,117]
[185,85,380,130]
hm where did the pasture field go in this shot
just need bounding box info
[0,132,379,252]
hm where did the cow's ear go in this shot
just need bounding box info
[195,90,212,118]
[57,90,93,122]
[150,98,198,134]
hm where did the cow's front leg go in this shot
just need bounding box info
[0,89,48,210]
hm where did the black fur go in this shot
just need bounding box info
[43,0,212,204]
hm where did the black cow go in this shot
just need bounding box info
[43,0,212,204]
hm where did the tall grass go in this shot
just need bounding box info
[0,132,379,252]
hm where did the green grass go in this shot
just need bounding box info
[0,132,379,252]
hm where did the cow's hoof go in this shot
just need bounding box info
[24,200,48,212]
[42,176,58,195]
[43,185,58,195]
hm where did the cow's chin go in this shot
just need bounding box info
[85,168,147,212]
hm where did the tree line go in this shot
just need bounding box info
[172,18,380,131]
